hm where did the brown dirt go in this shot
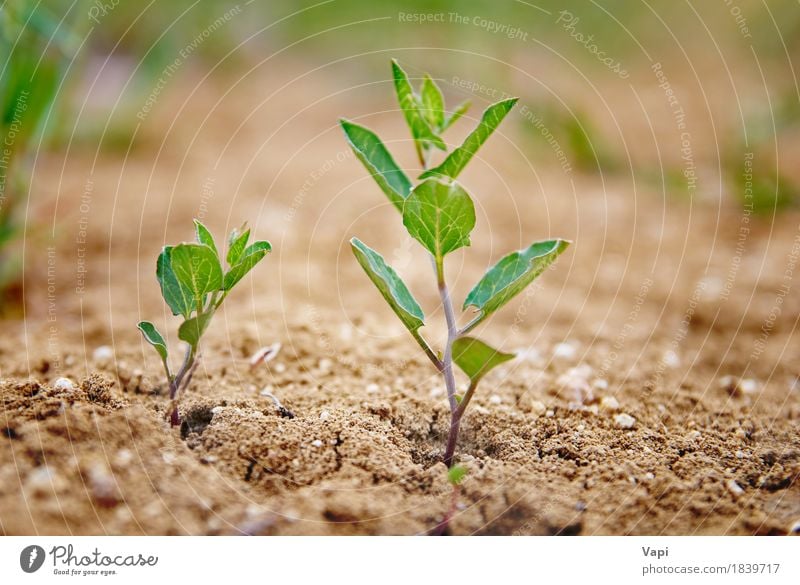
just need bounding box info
[1,58,799,535]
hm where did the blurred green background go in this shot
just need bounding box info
[2,0,799,307]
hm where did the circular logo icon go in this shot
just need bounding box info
[20,545,46,573]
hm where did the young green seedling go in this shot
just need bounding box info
[138,220,271,426]
[341,60,570,467]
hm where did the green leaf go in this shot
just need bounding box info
[193,219,218,256]
[420,75,445,130]
[452,336,515,383]
[156,246,193,318]
[178,312,214,347]
[442,100,471,131]
[223,240,271,291]
[227,228,251,266]
[420,97,518,180]
[340,119,412,211]
[137,321,168,362]
[463,239,570,321]
[447,464,468,485]
[391,59,446,150]
[350,237,425,333]
[402,179,476,267]
[170,243,224,306]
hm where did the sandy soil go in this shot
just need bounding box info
[1,57,798,535]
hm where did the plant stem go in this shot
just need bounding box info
[167,344,197,426]
[437,267,459,416]
[443,379,479,468]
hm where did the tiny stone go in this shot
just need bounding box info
[53,377,76,392]
[429,387,444,397]
[249,342,282,370]
[600,396,620,411]
[318,358,333,372]
[489,394,502,405]
[662,350,680,368]
[319,410,331,421]
[114,449,133,466]
[311,439,323,448]
[735,450,745,459]
[592,379,609,391]
[210,406,225,415]
[586,404,599,415]
[686,430,702,441]
[726,479,744,497]
[545,409,555,418]
[274,363,286,373]
[93,345,114,364]
[576,424,585,432]
[644,472,655,480]
[530,400,547,416]
[614,413,636,429]
[553,342,577,361]
[739,379,759,395]
[366,383,380,394]
[473,405,490,415]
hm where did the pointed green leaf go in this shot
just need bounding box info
[463,240,570,321]
[391,59,446,150]
[340,119,412,211]
[452,336,515,383]
[420,97,518,180]
[227,228,251,266]
[178,311,214,347]
[193,220,218,256]
[442,100,471,131]
[137,321,168,362]
[350,237,424,333]
[223,240,271,291]
[421,75,445,130]
[170,243,224,305]
[447,464,468,485]
[402,179,476,266]
[156,246,193,318]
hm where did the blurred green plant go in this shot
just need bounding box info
[1,1,75,304]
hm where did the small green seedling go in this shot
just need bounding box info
[138,220,271,426]
[341,60,570,467]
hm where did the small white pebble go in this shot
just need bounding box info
[592,379,609,391]
[53,377,76,392]
[553,342,577,361]
[318,358,333,372]
[366,383,380,394]
[614,413,636,429]
[162,452,176,464]
[662,350,680,368]
[735,450,745,459]
[489,394,502,405]
[114,449,133,466]
[739,379,759,395]
[545,409,555,417]
[274,362,286,373]
[311,439,323,448]
[686,430,702,441]
[600,396,620,411]
[93,345,114,364]
[530,400,546,416]
[473,405,490,415]
[586,404,599,415]
[210,406,225,415]
[644,472,655,480]
[319,410,331,421]
[726,479,744,497]
[576,424,585,432]
[429,387,444,397]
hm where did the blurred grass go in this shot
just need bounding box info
[1,1,78,304]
